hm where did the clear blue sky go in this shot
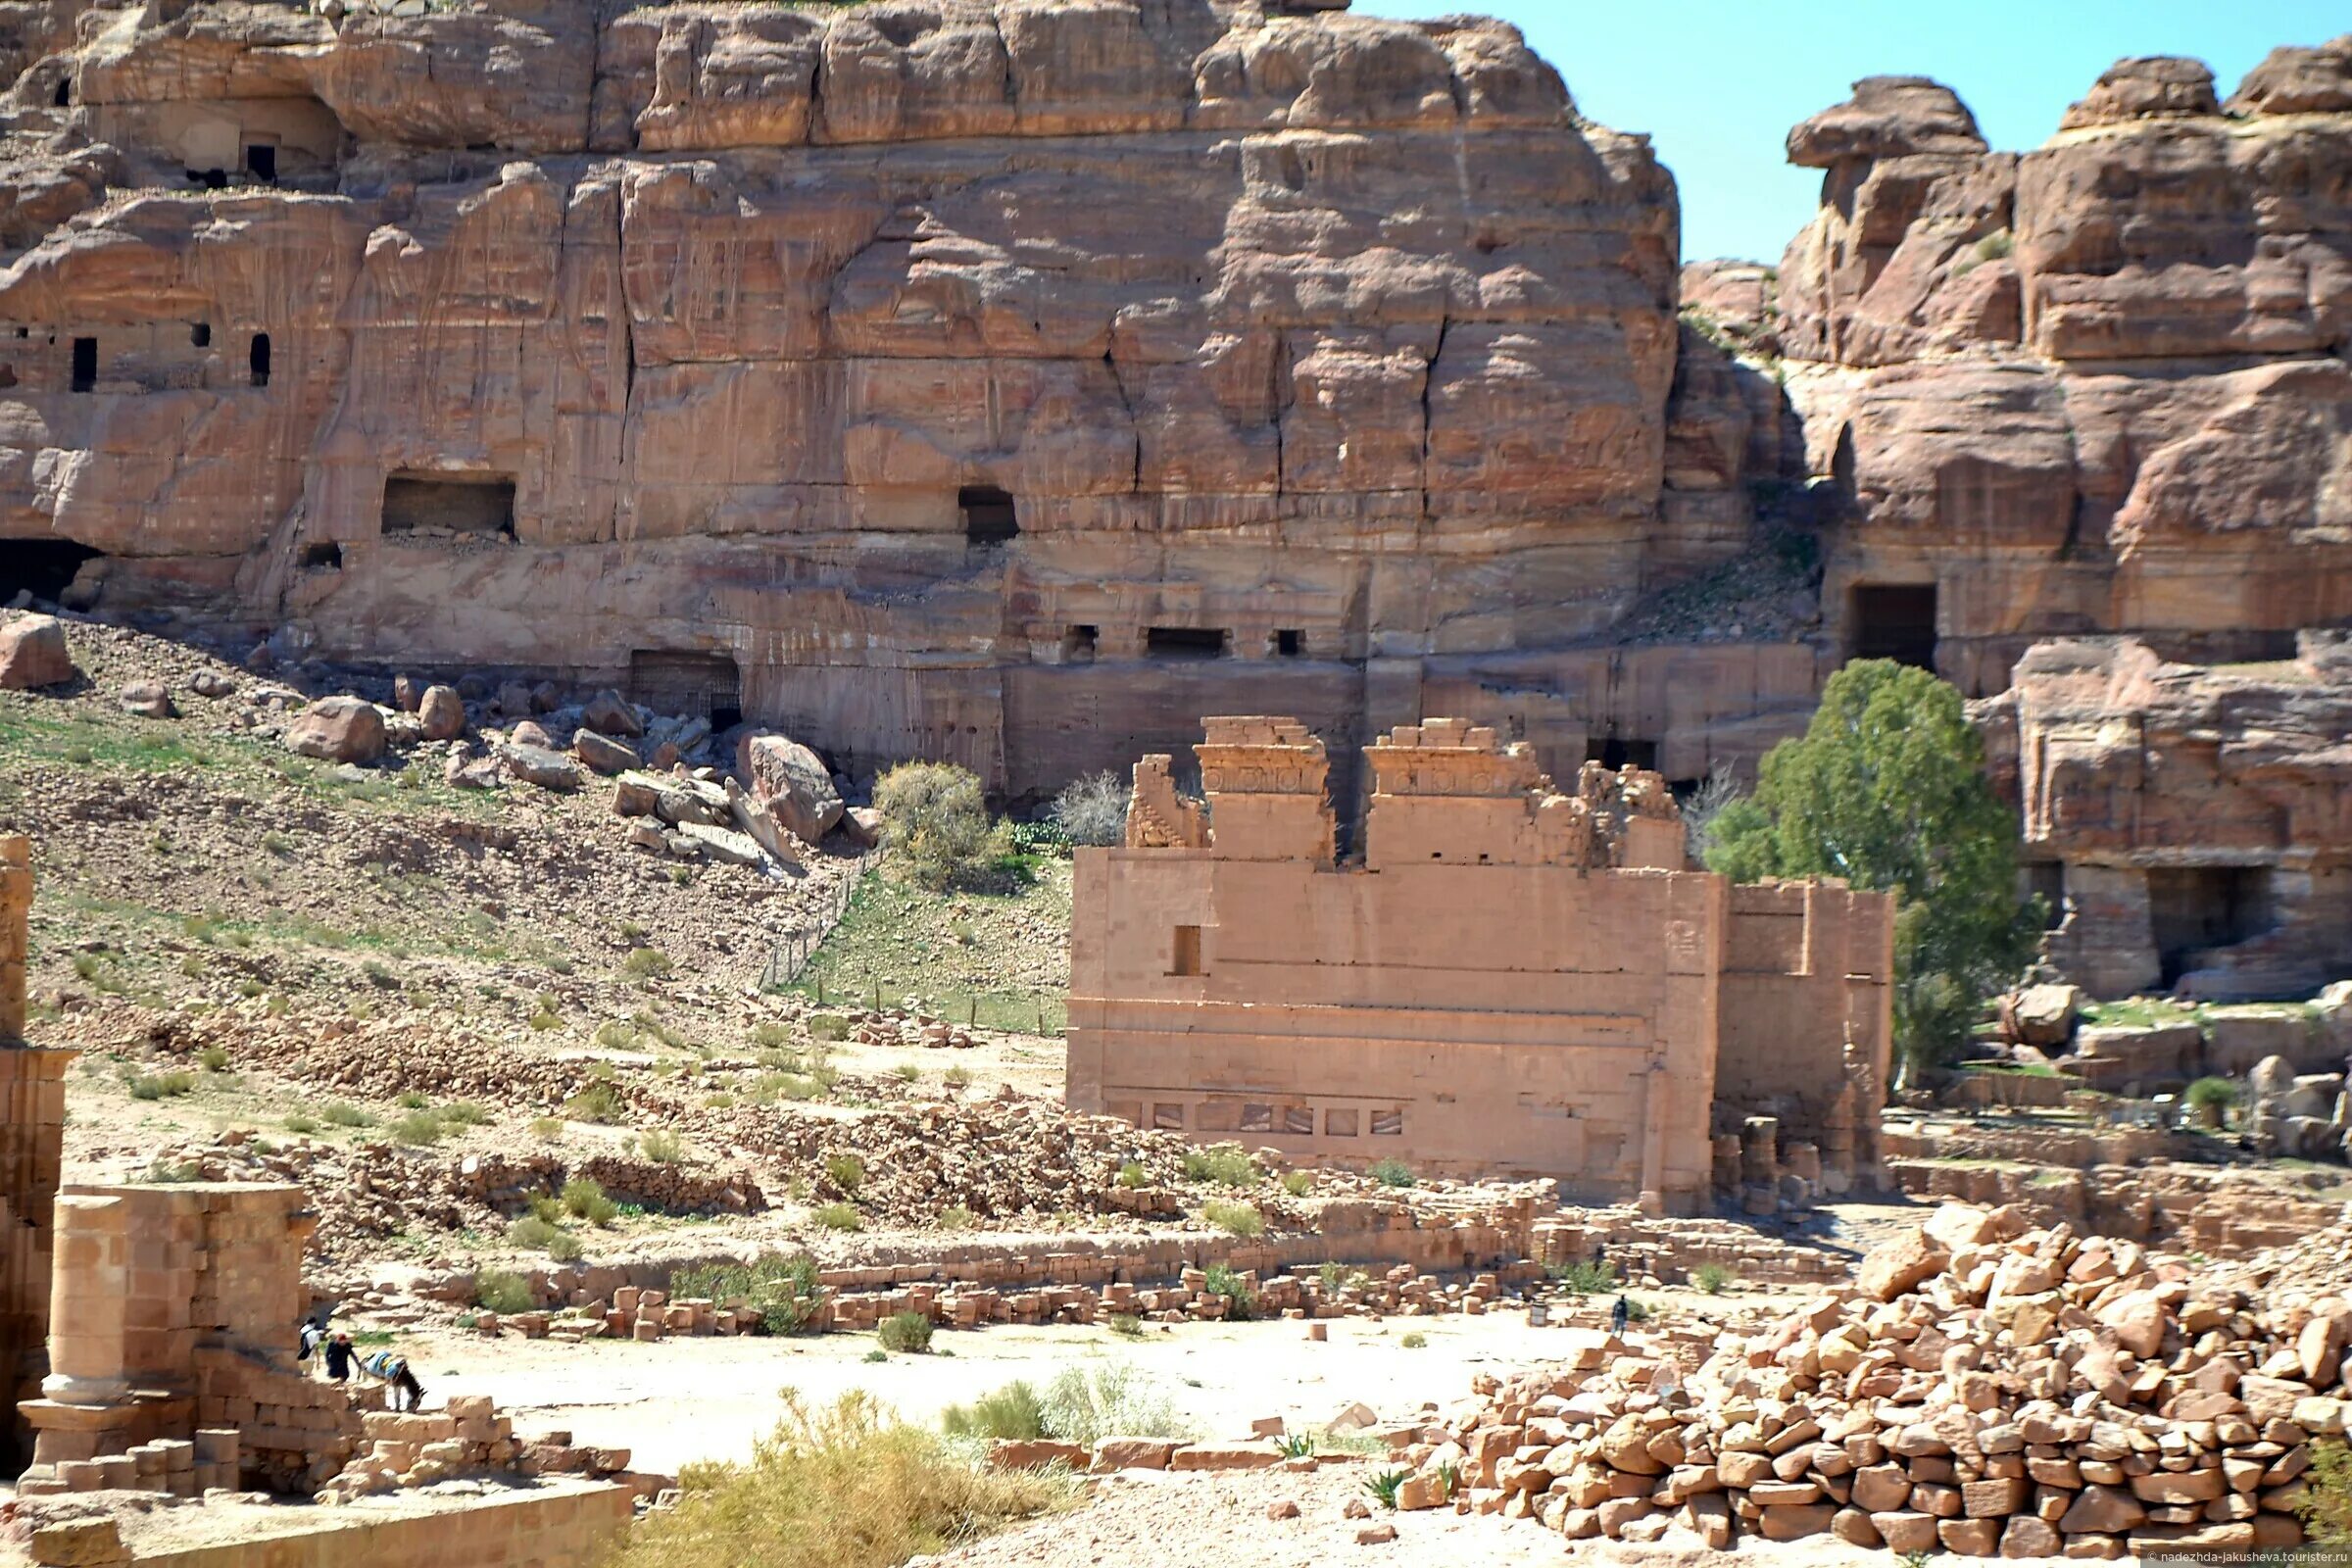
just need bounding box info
[1353,0,2347,264]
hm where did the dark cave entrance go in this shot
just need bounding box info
[1,540,104,604]
[1849,583,1939,670]
[2149,866,2276,987]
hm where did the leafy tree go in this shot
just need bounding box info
[1704,660,2040,1083]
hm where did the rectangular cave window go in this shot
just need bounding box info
[190,323,211,349]
[1146,626,1228,661]
[959,485,1018,546]
[381,473,517,538]
[628,650,743,729]
[1851,583,1939,670]
[1324,1108,1358,1138]
[244,143,277,184]
[1282,1105,1315,1136]
[1170,924,1202,978]
[2024,861,2066,930]
[300,542,341,570]
[1238,1102,1273,1133]
[1370,1109,1404,1137]
[2148,866,2276,987]
[1152,1102,1185,1132]
[1274,629,1304,658]
[1061,624,1098,662]
[249,333,270,388]
[1589,736,1658,772]
[70,337,95,393]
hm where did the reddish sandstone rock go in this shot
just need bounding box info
[0,614,75,691]
[1858,1230,1949,1301]
[284,696,387,764]
[416,685,466,742]
[738,733,844,843]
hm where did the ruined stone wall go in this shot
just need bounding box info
[1072,716,1889,1209]
[1714,880,1895,1186]
[0,835,72,1474]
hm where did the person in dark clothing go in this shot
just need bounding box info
[1610,1294,1631,1337]
[323,1331,355,1383]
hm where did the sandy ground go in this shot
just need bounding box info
[406,1308,1702,1477]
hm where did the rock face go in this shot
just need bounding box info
[0,0,1690,812]
[738,733,845,844]
[283,696,387,764]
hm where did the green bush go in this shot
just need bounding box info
[321,1102,369,1127]
[670,1253,825,1337]
[936,1206,977,1232]
[1108,1313,1144,1338]
[565,1082,625,1123]
[1114,1161,1148,1189]
[874,762,1007,891]
[813,1202,862,1232]
[1180,1144,1258,1188]
[283,1113,319,1135]
[640,1128,686,1163]
[530,1116,563,1143]
[1201,1263,1256,1322]
[2299,1439,2352,1545]
[397,1090,431,1109]
[1693,1262,1736,1296]
[940,1381,1046,1442]
[563,1178,618,1225]
[198,1045,230,1072]
[1280,1170,1314,1197]
[809,1014,851,1043]
[1366,1468,1407,1509]
[2184,1077,2240,1127]
[1550,1258,1618,1296]
[1368,1158,1415,1189]
[1399,1332,1428,1348]
[825,1152,865,1194]
[439,1102,492,1127]
[508,1215,564,1250]
[1199,1200,1262,1238]
[878,1311,934,1354]
[475,1269,533,1314]
[391,1110,445,1146]
[611,1394,1074,1568]
[547,1231,583,1263]
[126,1070,196,1102]
[1037,1366,1188,1447]
[622,948,673,981]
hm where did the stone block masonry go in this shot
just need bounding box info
[1068,719,1894,1212]
[0,834,75,1470]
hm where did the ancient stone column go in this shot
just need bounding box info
[0,835,26,1042]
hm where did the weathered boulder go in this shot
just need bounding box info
[502,744,584,792]
[417,685,466,742]
[0,613,75,690]
[2003,984,2081,1048]
[580,690,646,739]
[118,681,174,719]
[738,733,844,843]
[285,696,387,764]
[1857,1229,1949,1301]
[574,728,638,776]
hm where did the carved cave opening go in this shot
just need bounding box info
[2149,865,2277,986]
[380,473,516,538]
[300,542,342,570]
[249,333,270,388]
[245,143,277,184]
[628,650,743,729]
[1146,626,1228,661]
[1589,736,1659,772]
[960,485,1018,546]
[1061,624,1098,662]
[1274,629,1304,657]
[1850,583,1939,670]
[69,337,95,393]
[0,540,103,604]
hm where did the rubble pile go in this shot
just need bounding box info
[1398,1202,2328,1556]
[318,1395,650,1504]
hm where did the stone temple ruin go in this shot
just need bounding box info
[1068,719,1895,1214]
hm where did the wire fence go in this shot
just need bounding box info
[759,849,881,993]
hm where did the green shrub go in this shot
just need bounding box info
[1368,1158,1416,1189]
[530,1116,563,1143]
[475,1269,533,1314]
[943,1066,971,1092]
[874,762,1006,891]
[809,1014,851,1043]
[877,1311,934,1354]
[1108,1313,1144,1338]
[622,948,673,981]
[813,1202,861,1232]
[126,1070,196,1102]
[670,1253,825,1337]
[565,1082,625,1123]
[547,1231,583,1263]
[439,1101,492,1127]
[640,1128,686,1163]
[1399,1331,1428,1348]
[563,1179,618,1225]
[1549,1258,1618,1296]
[1037,1366,1188,1447]
[1199,1200,1262,1238]
[940,1382,1046,1442]
[1693,1263,1736,1296]
[1365,1468,1407,1509]
[397,1091,430,1109]
[198,1045,230,1072]
[936,1206,977,1232]
[2299,1439,2352,1545]
[1114,1160,1148,1189]
[321,1102,369,1127]
[1277,1433,1315,1459]
[283,1113,319,1135]
[1280,1170,1314,1197]
[862,1348,888,1364]
[1201,1263,1256,1322]
[528,1194,564,1224]
[825,1152,865,1194]
[391,1110,445,1146]
[611,1394,1075,1568]
[2184,1076,2240,1127]
[507,1215,563,1250]
[1181,1144,1259,1188]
